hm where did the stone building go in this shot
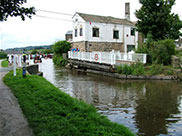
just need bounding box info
[65,30,73,41]
[72,3,139,53]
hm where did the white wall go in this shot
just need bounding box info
[72,13,138,52]
[72,14,86,42]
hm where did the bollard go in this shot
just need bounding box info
[22,66,26,78]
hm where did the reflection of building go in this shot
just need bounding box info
[65,30,73,41]
[72,3,139,53]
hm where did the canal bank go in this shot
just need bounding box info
[39,59,182,136]
[67,59,182,81]
[3,69,135,136]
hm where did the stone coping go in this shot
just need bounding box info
[85,69,182,81]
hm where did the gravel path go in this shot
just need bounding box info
[0,61,33,136]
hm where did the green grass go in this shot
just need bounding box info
[3,70,135,136]
[1,60,8,67]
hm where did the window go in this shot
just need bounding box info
[80,27,83,36]
[127,45,135,52]
[131,28,135,36]
[75,28,77,37]
[92,28,99,37]
[113,30,119,39]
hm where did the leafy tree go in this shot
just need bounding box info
[0,0,35,21]
[52,40,71,55]
[150,39,176,65]
[0,51,7,59]
[52,40,71,66]
[31,49,38,54]
[135,0,182,40]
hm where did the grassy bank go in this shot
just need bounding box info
[3,70,135,136]
[1,60,8,67]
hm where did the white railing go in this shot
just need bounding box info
[68,51,147,65]
[68,51,116,65]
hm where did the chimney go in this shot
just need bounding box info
[125,2,130,21]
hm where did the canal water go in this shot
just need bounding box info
[39,59,182,136]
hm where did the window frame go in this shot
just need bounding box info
[75,28,78,37]
[131,28,135,36]
[92,27,99,37]
[113,30,119,39]
[80,27,83,36]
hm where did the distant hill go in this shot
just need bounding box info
[5,45,53,51]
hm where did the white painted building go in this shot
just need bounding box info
[72,12,138,53]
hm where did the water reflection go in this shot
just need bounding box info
[39,59,182,136]
[135,82,182,136]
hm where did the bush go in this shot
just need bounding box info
[131,62,145,76]
[116,64,133,76]
[117,63,145,76]
[150,39,176,65]
[53,40,71,55]
[149,64,163,75]
[53,55,67,66]
[31,49,38,54]
[0,51,7,59]
[176,49,182,57]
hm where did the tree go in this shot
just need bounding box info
[52,40,71,66]
[135,0,182,40]
[52,40,71,55]
[0,0,35,21]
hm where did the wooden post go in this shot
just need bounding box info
[99,52,102,63]
[90,53,92,62]
[13,56,16,76]
[144,54,147,64]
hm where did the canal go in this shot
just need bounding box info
[39,59,182,136]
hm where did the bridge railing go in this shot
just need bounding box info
[68,51,147,65]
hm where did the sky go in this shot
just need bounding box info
[0,0,182,50]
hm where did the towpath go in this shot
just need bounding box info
[0,60,33,136]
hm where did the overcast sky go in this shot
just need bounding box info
[0,0,181,50]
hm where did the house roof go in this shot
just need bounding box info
[77,12,135,26]
[66,30,73,35]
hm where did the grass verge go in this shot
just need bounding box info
[1,60,8,67]
[3,70,135,136]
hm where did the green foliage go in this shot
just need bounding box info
[117,63,145,76]
[136,39,175,65]
[0,51,7,59]
[41,49,53,54]
[135,0,182,40]
[176,49,182,57]
[1,60,8,67]
[150,39,176,65]
[135,43,148,54]
[116,64,132,76]
[148,64,164,75]
[0,0,36,21]
[31,49,38,54]
[53,40,71,55]
[53,55,67,66]
[131,62,145,76]
[3,70,135,136]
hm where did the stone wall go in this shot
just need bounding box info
[72,41,124,52]
[172,56,182,68]
[72,41,86,51]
